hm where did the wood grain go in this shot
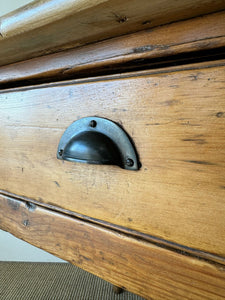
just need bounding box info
[1,194,225,300]
[0,0,225,67]
[1,10,225,87]
[0,60,225,256]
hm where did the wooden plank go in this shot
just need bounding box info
[2,189,225,267]
[1,194,225,300]
[0,61,225,256]
[0,0,225,67]
[1,10,225,87]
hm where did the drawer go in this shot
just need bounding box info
[1,61,225,256]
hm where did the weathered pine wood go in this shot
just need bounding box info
[1,10,225,87]
[1,60,225,256]
[2,189,225,266]
[1,194,225,300]
[0,0,225,67]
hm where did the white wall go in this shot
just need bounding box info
[0,0,33,17]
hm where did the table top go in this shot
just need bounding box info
[1,0,225,67]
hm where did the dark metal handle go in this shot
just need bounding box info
[57,117,140,170]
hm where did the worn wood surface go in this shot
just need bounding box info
[1,60,225,256]
[1,194,225,300]
[0,0,225,67]
[1,10,225,87]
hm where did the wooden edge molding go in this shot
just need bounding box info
[1,190,225,266]
[0,0,225,67]
[0,10,225,87]
[2,58,225,94]
[0,195,225,299]
[1,194,225,299]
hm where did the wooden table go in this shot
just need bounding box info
[1,1,225,299]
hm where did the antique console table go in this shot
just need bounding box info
[0,1,225,299]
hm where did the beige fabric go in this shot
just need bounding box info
[0,262,145,299]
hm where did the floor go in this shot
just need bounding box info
[0,262,145,299]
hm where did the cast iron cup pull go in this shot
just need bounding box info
[57,117,140,170]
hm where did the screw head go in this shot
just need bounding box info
[89,120,97,128]
[126,158,134,167]
[58,149,63,156]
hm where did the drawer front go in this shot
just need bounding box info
[1,62,225,256]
